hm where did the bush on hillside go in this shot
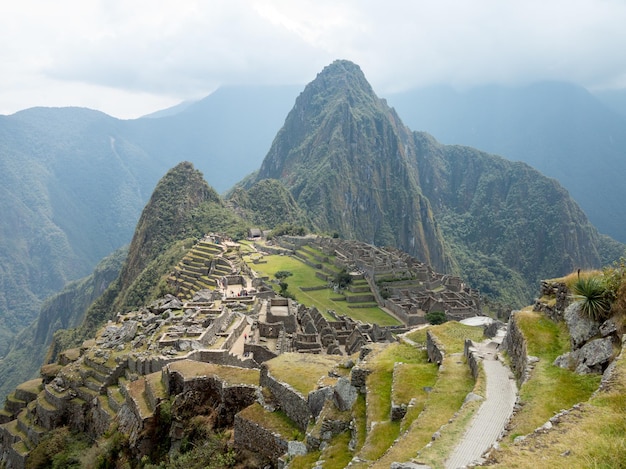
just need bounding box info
[571,275,612,321]
[426,311,447,325]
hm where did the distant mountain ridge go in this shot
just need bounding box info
[0,85,298,360]
[386,82,626,243]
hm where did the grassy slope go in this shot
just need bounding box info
[486,308,622,468]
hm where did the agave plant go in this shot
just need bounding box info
[571,276,612,321]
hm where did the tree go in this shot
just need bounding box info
[426,311,447,325]
[275,271,293,281]
[334,269,353,289]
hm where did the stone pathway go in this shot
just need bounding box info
[445,339,518,469]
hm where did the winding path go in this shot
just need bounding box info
[445,338,518,469]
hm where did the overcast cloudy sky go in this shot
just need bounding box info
[2,0,625,119]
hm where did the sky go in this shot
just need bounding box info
[2,0,626,119]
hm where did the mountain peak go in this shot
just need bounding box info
[306,59,376,102]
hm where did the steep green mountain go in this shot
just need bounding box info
[228,178,314,231]
[411,133,624,305]
[0,247,125,401]
[387,83,626,243]
[253,60,454,273]
[251,60,625,305]
[51,162,247,357]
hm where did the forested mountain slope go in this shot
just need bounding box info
[251,60,624,305]
[387,83,626,243]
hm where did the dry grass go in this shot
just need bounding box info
[429,321,485,353]
[166,359,260,386]
[16,378,43,395]
[556,269,603,290]
[238,402,303,440]
[265,352,343,396]
[489,349,626,468]
[506,310,600,439]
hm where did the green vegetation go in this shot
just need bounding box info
[489,308,624,468]
[426,310,447,325]
[228,178,312,231]
[505,309,601,439]
[246,251,399,325]
[571,275,612,320]
[333,268,353,289]
[27,426,93,469]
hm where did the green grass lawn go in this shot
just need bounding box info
[247,254,400,326]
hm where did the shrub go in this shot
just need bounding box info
[426,311,447,325]
[334,269,353,289]
[571,276,612,321]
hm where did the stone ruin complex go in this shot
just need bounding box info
[0,234,483,467]
[275,236,481,325]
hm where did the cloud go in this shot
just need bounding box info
[1,0,626,118]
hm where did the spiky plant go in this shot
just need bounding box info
[571,276,612,321]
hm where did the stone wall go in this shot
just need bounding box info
[534,280,570,322]
[233,412,289,462]
[350,366,371,394]
[259,365,311,431]
[164,369,258,426]
[464,339,481,380]
[503,311,529,384]
[426,330,445,365]
[190,349,257,369]
[244,343,277,364]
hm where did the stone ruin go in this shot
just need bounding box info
[276,236,482,325]
[245,297,405,363]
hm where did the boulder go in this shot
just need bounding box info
[600,318,618,337]
[573,337,614,374]
[333,377,357,411]
[564,302,600,349]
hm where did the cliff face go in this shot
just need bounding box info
[255,60,453,273]
[412,131,623,304]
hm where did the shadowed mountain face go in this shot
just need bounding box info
[252,60,624,305]
[387,83,626,243]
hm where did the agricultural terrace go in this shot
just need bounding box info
[243,247,400,326]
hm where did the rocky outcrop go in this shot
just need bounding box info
[534,280,570,321]
[553,301,621,374]
[564,302,600,349]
